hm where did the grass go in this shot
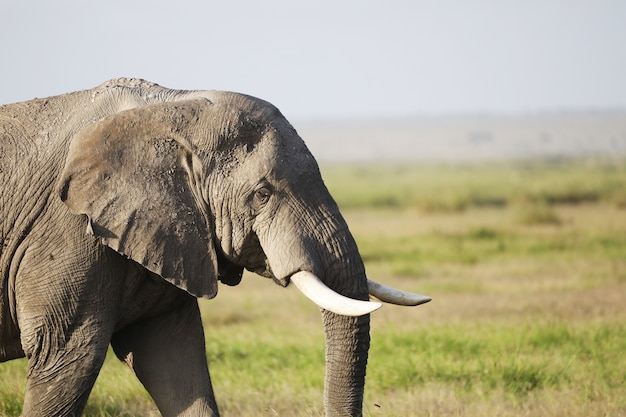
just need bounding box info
[323,157,626,213]
[1,157,626,416]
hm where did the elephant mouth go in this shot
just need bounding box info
[218,250,288,288]
[245,259,286,285]
[214,233,278,285]
[216,252,245,286]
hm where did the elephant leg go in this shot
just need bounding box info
[16,246,119,416]
[17,281,115,417]
[20,322,112,417]
[111,296,219,417]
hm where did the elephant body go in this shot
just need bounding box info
[1,79,226,416]
[0,79,426,417]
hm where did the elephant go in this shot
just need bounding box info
[0,78,430,417]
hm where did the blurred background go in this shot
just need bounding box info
[2,1,625,162]
[2,1,625,147]
[1,1,625,416]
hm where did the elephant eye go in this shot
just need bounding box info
[253,186,272,207]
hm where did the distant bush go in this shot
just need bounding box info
[516,202,562,226]
[322,157,626,213]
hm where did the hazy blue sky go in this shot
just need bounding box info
[2,1,625,120]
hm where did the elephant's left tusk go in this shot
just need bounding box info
[291,271,382,316]
[367,279,432,306]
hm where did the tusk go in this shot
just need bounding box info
[368,278,432,306]
[291,271,382,316]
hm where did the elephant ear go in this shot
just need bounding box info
[57,100,220,299]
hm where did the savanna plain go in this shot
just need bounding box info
[1,158,625,416]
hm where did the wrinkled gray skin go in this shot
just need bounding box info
[0,79,371,417]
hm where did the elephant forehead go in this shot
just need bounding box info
[248,131,318,180]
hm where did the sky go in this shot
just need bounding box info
[1,1,625,121]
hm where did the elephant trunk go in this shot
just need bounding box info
[316,243,371,417]
[257,191,372,416]
[280,228,371,416]
[322,311,370,417]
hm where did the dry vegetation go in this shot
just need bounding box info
[1,158,625,416]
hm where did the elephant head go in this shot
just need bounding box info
[56,94,430,416]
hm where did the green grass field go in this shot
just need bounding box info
[1,158,625,416]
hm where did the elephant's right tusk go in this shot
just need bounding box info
[290,271,382,316]
[367,278,432,306]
